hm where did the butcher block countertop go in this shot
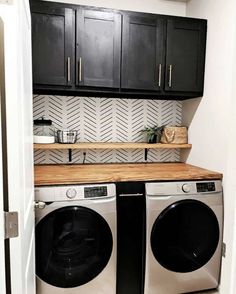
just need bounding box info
[34,163,222,186]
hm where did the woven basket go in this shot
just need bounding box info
[160,127,188,144]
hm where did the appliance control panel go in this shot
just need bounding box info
[146,180,222,196]
[35,184,115,201]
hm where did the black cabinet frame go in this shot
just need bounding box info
[30,0,207,100]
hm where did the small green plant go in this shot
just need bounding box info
[140,125,164,143]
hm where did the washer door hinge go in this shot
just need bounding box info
[222,242,226,258]
[4,211,19,239]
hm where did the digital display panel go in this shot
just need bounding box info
[84,186,108,198]
[197,182,215,193]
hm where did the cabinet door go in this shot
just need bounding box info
[165,18,207,93]
[121,13,164,91]
[31,4,74,86]
[76,9,121,88]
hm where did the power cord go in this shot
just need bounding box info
[82,152,86,164]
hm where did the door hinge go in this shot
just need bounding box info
[222,242,226,258]
[4,211,19,239]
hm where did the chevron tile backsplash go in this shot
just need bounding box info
[33,95,182,164]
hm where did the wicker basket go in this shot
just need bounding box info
[160,126,188,144]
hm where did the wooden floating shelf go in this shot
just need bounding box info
[34,142,192,150]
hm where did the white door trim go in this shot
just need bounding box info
[0,16,6,294]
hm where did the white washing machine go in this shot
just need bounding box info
[34,183,116,294]
[145,180,223,294]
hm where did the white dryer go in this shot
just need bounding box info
[35,183,116,294]
[145,180,223,294]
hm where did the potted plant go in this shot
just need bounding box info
[141,125,164,144]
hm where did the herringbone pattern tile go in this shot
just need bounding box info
[66,96,81,135]
[146,100,161,127]
[33,95,182,164]
[34,149,46,164]
[131,99,145,142]
[100,98,115,142]
[115,99,131,142]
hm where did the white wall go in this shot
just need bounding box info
[226,50,236,293]
[183,0,236,293]
[44,0,186,16]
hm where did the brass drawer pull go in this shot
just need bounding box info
[79,57,82,82]
[168,64,172,88]
[158,64,162,87]
[67,57,71,82]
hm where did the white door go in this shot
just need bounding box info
[0,17,6,293]
[0,0,35,294]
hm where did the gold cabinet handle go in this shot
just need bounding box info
[79,57,82,83]
[158,64,162,87]
[67,57,71,82]
[168,64,172,88]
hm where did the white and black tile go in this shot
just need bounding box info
[33,95,182,164]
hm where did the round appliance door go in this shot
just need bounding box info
[36,206,113,288]
[151,199,220,273]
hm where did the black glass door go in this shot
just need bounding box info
[151,200,220,273]
[36,206,113,288]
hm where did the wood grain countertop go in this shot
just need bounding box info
[34,163,223,186]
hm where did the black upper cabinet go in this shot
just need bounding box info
[165,18,207,93]
[30,1,207,99]
[31,3,75,87]
[121,14,207,95]
[76,9,121,88]
[121,13,164,91]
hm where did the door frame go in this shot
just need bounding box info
[0,16,10,294]
[0,1,36,293]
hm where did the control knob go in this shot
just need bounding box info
[182,184,191,193]
[66,188,77,199]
